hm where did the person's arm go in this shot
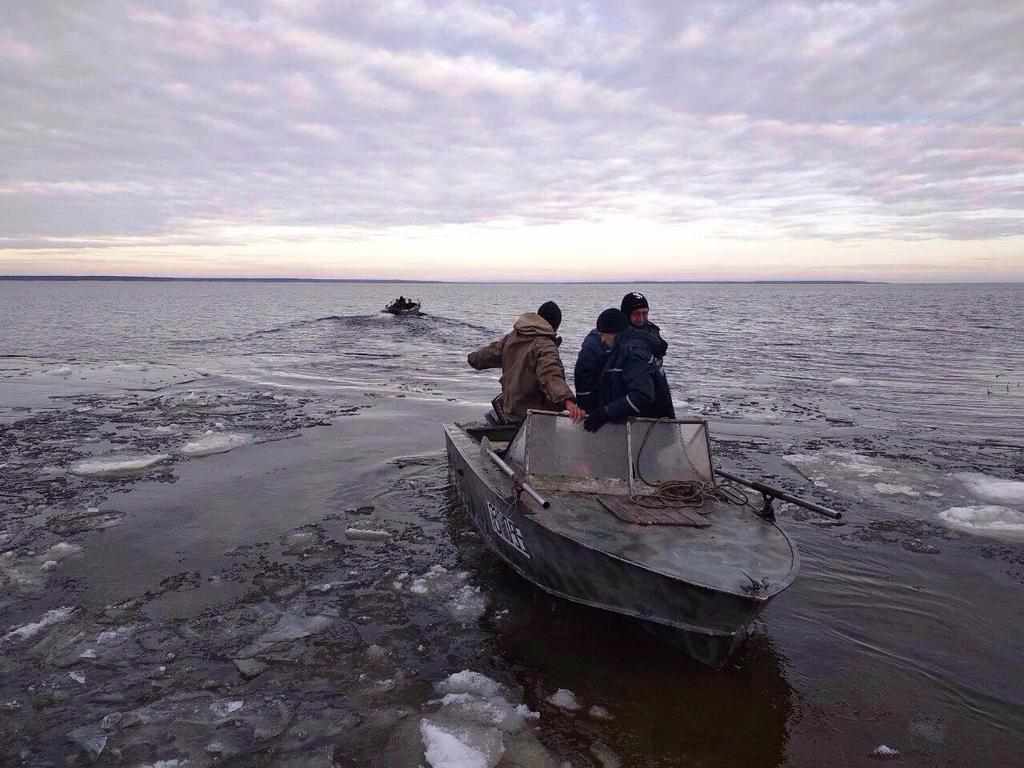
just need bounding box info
[533,337,575,408]
[468,337,505,370]
[653,334,668,358]
[573,335,602,410]
[585,348,654,431]
[646,322,669,358]
[607,349,655,420]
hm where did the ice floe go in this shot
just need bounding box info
[828,451,886,476]
[546,688,582,711]
[46,542,81,559]
[421,719,500,768]
[938,505,1024,538]
[3,606,77,643]
[68,726,107,760]
[437,670,503,700]
[396,566,487,624]
[831,377,862,387]
[96,625,136,645]
[874,483,920,497]
[236,611,334,657]
[69,453,169,478]
[956,472,1024,507]
[180,431,252,457]
[210,699,245,718]
[419,671,542,768]
[871,744,900,759]
[590,740,623,768]
[346,527,392,541]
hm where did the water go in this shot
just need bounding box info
[1,279,1022,767]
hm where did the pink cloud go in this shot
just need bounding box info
[281,72,319,108]
[129,6,275,60]
[0,33,41,65]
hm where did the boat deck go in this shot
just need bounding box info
[538,491,797,598]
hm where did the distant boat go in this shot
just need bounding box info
[444,410,842,667]
[383,298,422,315]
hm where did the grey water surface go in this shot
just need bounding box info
[1,280,1022,767]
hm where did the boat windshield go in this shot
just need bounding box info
[506,411,714,495]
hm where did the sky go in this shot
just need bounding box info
[1,1,1023,281]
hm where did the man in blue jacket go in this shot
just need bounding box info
[573,323,611,413]
[582,308,676,432]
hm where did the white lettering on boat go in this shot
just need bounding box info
[487,501,531,558]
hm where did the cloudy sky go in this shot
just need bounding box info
[2,1,1022,281]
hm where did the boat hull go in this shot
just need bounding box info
[383,303,421,315]
[444,425,777,667]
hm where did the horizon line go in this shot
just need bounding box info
[0,274,933,285]
[0,274,885,285]
[2,274,1023,285]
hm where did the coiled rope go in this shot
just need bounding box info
[629,422,752,512]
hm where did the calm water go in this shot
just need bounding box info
[1,280,1022,767]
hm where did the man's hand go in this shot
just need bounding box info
[584,408,608,433]
[564,400,585,424]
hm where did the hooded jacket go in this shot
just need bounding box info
[468,313,575,421]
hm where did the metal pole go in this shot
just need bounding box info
[716,469,842,520]
[481,438,550,509]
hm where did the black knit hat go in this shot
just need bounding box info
[537,301,562,331]
[620,291,649,317]
[596,308,628,334]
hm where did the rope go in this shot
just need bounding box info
[627,478,752,511]
[630,422,753,512]
[628,479,714,510]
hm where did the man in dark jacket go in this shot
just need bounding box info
[621,290,674,415]
[468,301,584,424]
[583,308,675,432]
[576,292,667,412]
[620,291,668,361]
[573,326,611,413]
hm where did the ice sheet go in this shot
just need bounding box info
[938,505,1024,538]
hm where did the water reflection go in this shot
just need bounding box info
[448,488,794,767]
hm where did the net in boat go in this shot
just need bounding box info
[506,411,714,495]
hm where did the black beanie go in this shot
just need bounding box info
[596,308,628,334]
[620,291,649,317]
[537,301,562,331]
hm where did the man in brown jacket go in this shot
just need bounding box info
[468,301,585,424]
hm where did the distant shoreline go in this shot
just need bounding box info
[2,275,1021,285]
[0,275,887,284]
[0,275,442,284]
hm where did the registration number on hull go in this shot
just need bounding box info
[487,501,531,559]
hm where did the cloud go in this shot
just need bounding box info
[291,122,339,142]
[1,1,1022,278]
[280,72,319,108]
[0,32,41,65]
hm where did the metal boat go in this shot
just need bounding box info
[444,410,839,667]
[383,298,422,315]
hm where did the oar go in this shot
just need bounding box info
[716,469,842,520]
[481,437,550,509]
